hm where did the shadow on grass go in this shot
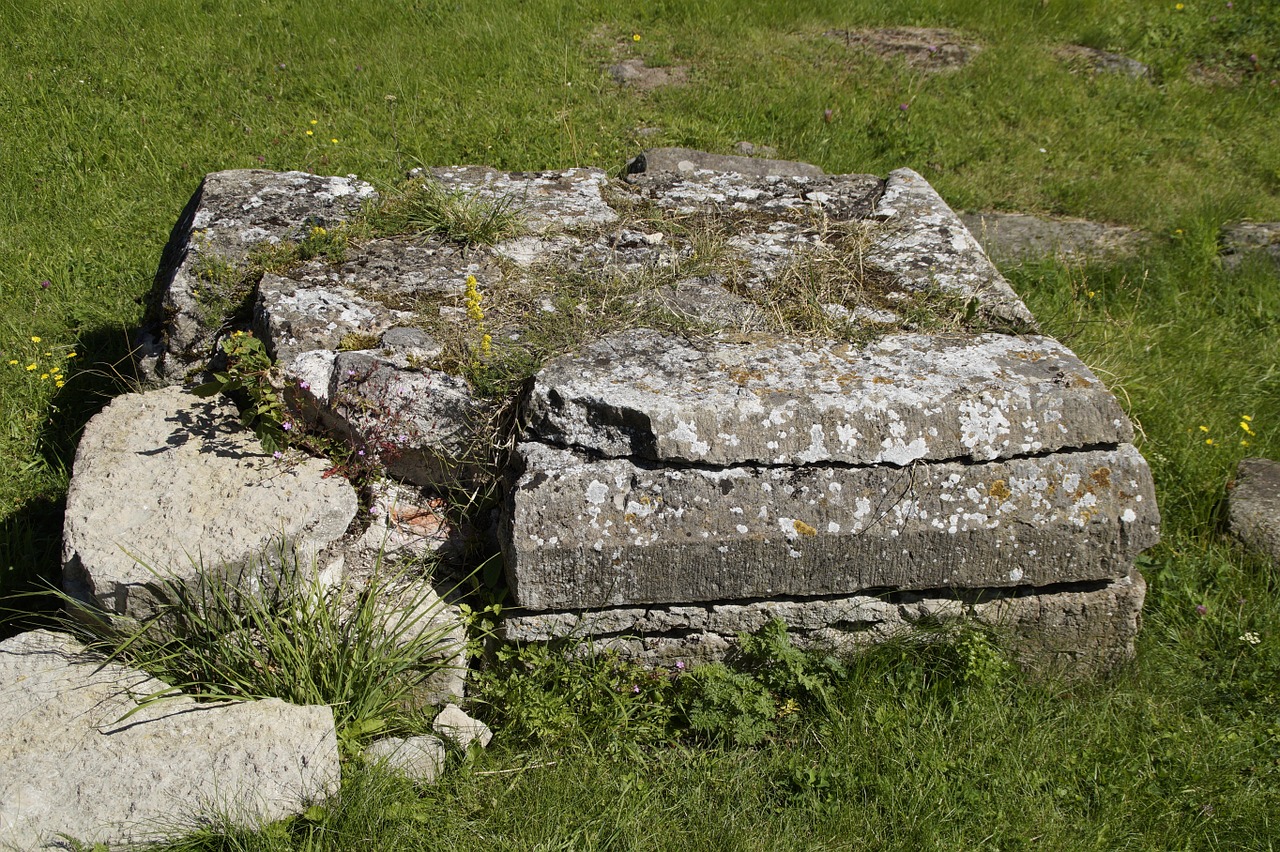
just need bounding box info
[2,324,142,639]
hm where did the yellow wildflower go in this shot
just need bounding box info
[633,33,641,42]
[1205,438,1215,446]
[25,363,36,371]
[1243,414,1253,422]
[1198,425,1209,432]
[1175,2,1184,8]
[40,373,48,380]
[30,336,41,343]
[310,119,318,125]
[55,380,65,388]
[6,360,16,365]
[306,130,314,136]
[481,333,492,355]
[66,352,77,358]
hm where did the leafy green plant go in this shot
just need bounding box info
[192,331,288,452]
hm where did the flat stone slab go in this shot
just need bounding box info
[825,28,983,72]
[960,212,1148,263]
[505,570,1147,675]
[626,147,825,179]
[1054,45,1151,79]
[1221,221,1280,269]
[1228,457,1280,565]
[62,386,358,619]
[503,442,1158,610]
[526,330,1132,467]
[0,630,339,849]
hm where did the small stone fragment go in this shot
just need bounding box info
[432,703,493,749]
[364,735,447,784]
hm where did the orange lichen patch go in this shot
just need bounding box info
[390,498,449,539]
[1090,467,1112,490]
[793,519,818,536]
[872,376,894,385]
[987,479,1012,501]
[727,367,765,385]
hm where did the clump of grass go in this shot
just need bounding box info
[66,550,463,750]
[364,180,524,246]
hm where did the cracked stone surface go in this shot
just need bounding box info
[0,630,339,850]
[525,329,1132,467]
[502,442,1158,610]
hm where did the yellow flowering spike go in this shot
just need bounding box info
[30,336,41,343]
[481,333,492,355]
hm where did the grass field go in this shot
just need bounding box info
[3,0,1279,848]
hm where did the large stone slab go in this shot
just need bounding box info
[141,169,377,381]
[62,386,358,619]
[0,630,339,849]
[960,212,1147,263]
[525,329,1132,467]
[503,441,1158,610]
[505,570,1147,674]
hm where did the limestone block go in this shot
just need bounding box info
[624,150,883,221]
[255,271,412,370]
[505,572,1146,675]
[62,386,358,619]
[0,630,339,849]
[868,169,1038,331]
[525,330,1133,467]
[429,166,620,233]
[309,351,491,490]
[1227,457,1280,565]
[502,442,1159,610]
[433,703,493,749]
[143,169,376,380]
[625,146,825,179]
[364,735,446,784]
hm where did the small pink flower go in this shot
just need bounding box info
[675,660,685,670]
[39,279,50,289]
[298,380,310,390]
[282,421,293,431]
[1195,604,1207,616]
[899,102,910,111]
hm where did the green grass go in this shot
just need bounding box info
[3,0,1280,848]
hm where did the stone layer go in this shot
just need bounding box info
[505,571,1146,675]
[527,329,1132,467]
[502,442,1159,611]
